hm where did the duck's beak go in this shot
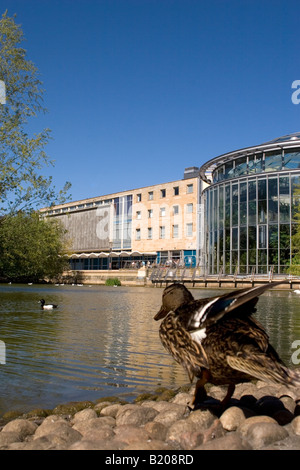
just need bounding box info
[154,305,167,321]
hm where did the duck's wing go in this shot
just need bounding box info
[180,281,287,332]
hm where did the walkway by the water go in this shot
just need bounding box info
[149,266,300,289]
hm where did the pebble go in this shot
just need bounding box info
[291,415,300,435]
[219,406,247,431]
[1,381,300,450]
[2,418,38,439]
[245,422,289,448]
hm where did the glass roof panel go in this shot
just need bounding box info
[263,132,300,144]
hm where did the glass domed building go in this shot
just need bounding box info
[200,133,300,275]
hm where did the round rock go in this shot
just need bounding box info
[34,418,82,447]
[291,415,300,435]
[0,431,22,447]
[220,406,246,431]
[100,404,122,418]
[245,422,288,449]
[72,408,97,423]
[238,415,277,436]
[144,421,168,441]
[195,433,251,450]
[73,417,115,435]
[116,406,158,427]
[153,405,188,426]
[114,425,151,444]
[166,418,198,445]
[2,419,38,440]
[187,409,216,429]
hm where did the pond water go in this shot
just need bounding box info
[0,283,299,415]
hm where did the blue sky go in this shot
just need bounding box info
[3,0,300,203]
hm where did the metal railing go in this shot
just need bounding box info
[149,262,300,285]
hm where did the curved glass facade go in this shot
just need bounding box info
[202,137,300,275]
[212,149,300,184]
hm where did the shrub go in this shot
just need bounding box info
[105,278,121,286]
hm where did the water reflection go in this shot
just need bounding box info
[0,284,299,415]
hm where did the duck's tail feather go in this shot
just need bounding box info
[227,355,300,387]
[285,367,300,387]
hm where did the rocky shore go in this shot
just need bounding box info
[1,380,300,450]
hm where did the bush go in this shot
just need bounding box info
[0,211,70,282]
[105,278,121,286]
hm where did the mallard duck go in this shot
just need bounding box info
[154,282,300,410]
[39,299,58,310]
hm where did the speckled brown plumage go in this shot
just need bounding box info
[154,282,300,409]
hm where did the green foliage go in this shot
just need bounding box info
[0,11,71,215]
[0,211,70,281]
[288,257,300,276]
[105,278,121,286]
[288,184,300,275]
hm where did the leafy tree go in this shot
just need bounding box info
[288,183,300,275]
[0,211,70,282]
[289,225,300,275]
[0,11,71,215]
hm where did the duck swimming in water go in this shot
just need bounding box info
[154,282,300,410]
[39,299,58,310]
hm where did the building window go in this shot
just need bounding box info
[160,207,166,217]
[186,203,193,213]
[160,189,166,198]
[136,228,141,240]
[137,193,142,202]
[148,209,153,218]
[113,194,132,251]
[148,191,154,200]
[173,205,179,215]
[136,211,141,219]
[147,227,152,239]
[187,184,193,194]
[283,150,300,169]
[173,186,179,196]
[173,224,179,238]
[265,151,282,172]
[160,226,165,239]
[258,225,267,248]
[186,223,193,237]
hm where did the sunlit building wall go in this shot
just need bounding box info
[41,168,205,269]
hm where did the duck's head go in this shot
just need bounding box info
[154,283,194,320]
[39,299,45,306]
